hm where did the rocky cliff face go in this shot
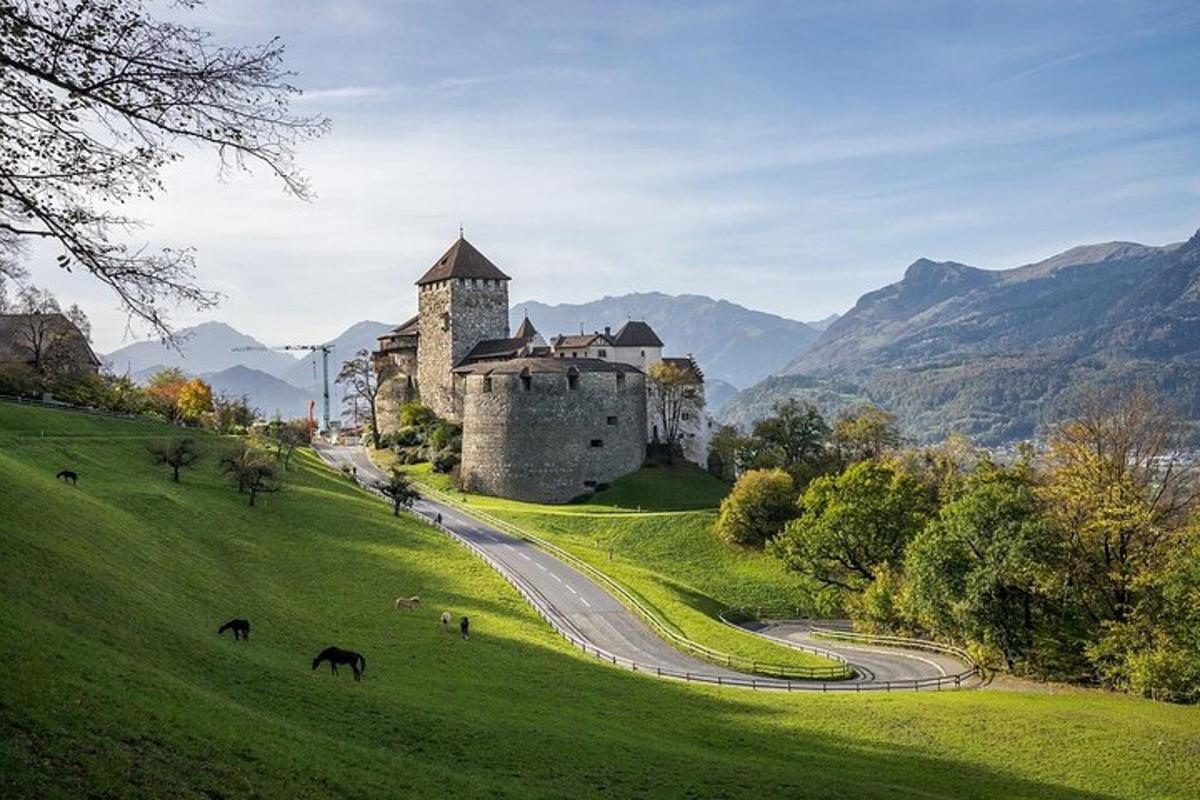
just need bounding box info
[722,230,1200,443]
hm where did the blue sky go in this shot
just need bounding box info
[37,1,1200,352]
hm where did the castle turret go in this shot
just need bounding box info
[415,237,511,420]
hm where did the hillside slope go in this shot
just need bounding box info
[724,231,1200,442]
[2,405,1198,799]
[512,292,821,388]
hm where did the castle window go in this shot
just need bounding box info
[597,349,607,358]
[567,370,579,390]
[520,370,532,391]
[616,372,626,388]
[571,352,578,358]
[640,350,646,357]
[682,412,691,421]
[607,416,618,426]
[590,439,604,448]
[441,311,450,332]
[483,376,493,393]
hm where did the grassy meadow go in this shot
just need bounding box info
[381,456,829,669]
[2,403,1199,799]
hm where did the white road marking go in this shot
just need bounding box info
[535,562,546,571]
[565,584,577,594]
[579,597,591,608]
[519,553,532,561]
[503,544,516,552]
[550,573,563,582]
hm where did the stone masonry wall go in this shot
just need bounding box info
[460,370,647,503]
[375,346,418,435]
[416,278,509,421]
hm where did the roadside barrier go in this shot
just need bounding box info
[721,606,981,691]
[410,481,852,682]
[329,451,977,691]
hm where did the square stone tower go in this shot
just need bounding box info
[415,237,511,420]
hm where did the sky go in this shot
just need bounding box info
[22,0,1200,353]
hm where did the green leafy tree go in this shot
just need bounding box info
[751,399,830,481]
[714,468,797,547]
[377,467,419,516]
[833,404,901,463]
[772,459,933,592]
[902,460,1059,669]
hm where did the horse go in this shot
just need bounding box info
[312,646,366,681]
[394,596,420,611]
[218,618,251,641]
[441,611,451,630]
[460,616,470,640]
[56,470,78,485]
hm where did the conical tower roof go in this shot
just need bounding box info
[514,314,538,340]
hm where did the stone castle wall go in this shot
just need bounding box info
[416,278,508,421]
[374,345,419,435]
[460,370,647,503]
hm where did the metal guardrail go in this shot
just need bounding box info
[411,481,852,682]
[332,455,978,692]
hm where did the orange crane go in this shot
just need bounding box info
[231,343,334,433]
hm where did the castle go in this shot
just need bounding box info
[373,236,709,503]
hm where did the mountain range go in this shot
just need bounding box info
[511,292,823,388]
[101,294,809,420]
[721,230,1200,443]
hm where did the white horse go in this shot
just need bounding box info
[441,611,451,630]
[394,596,420,611]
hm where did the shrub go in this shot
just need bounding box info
[714,468,797,547]
[431,447,460,474]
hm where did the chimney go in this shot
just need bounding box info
[604,326,611,336]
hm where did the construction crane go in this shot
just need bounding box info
[231,343,335,433]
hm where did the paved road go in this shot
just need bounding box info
[317,445,974,689]
[736,620,968,684]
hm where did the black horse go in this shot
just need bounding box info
[56,470,78,485]
[312,646,367,681]
[218,618,251,641]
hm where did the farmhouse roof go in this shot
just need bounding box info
[612,320,663,348]
[550,332,612,349]
[416,237,511,286]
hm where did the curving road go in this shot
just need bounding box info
[317,445,975,690]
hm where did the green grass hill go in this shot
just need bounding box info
[2,404,1199,798]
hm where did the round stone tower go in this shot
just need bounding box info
[456,357,647,503]
[415,237,511,421]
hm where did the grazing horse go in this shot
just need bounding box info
[460,616,470,640]
[218,618,251,641]
[56,470,78,485]
[441,611,451,630]
[394,596,420,611]
[312,647,366,681]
